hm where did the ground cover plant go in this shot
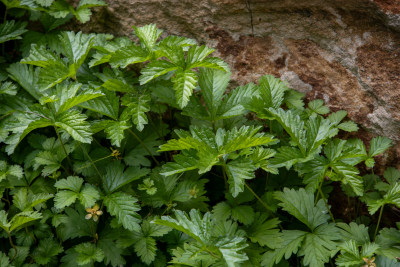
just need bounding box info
[0,1,399,266]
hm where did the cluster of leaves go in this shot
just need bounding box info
[0,1,400,266]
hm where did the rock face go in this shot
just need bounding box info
[78,0,400,169]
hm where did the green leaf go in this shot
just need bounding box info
[274,188,331,230]
[337,222,370,245]
[262,230,307,265]
[225,158,256,197]
[220,125,276,155]
[376,227,400,259]
[57,207,93,241]
[79,89,119,120]
[246,213,282,248]
[54,190,79,209]
[103,192,141,231]
[172,69,198,108]
[300,223,340,267]
[123,94,151,131]
[186,45,215,67]
[74,242,104,265]
[307,99,330,115]
[49,82,103,113]
[306,116,333,155]
[337,121,358,132]
[268,108,307,155]
[367,182,400,214]
[7,63,41,100]
[35,0,54,7]
[369,136,392,157]
[213,202,255,225]
[0,161,23,182]
[198,68,230,119]
[60,31,95,73]
[258,75,288,109]
[0,81,17,95]
[54,110,92,143]
[384,167,400,185]
[54,176,99,208]
[102,161,150,194]
[104,120,131,147]
[21,44,70,90]
[134,236,157,265]
[218,83,257,119]
[13,188,53,211]
[102,78,134,92]
[0,252,12,267]
[160,150,199,176]
[9,211,42,232]
[0,20,27,43]
[154,209,249,266]
[139,60,178,85]
[32,237,63,265]
[134,24,162,51]
[269,146,305,169]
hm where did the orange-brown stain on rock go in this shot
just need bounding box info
[285,39,374,125]
[206,26,283,82]
[373,0,400,14]
[356,44,400,120]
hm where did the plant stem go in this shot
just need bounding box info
[8,233,17,262]
[374,205,384,239]
[78,143,105,183]
[128,129,159,165]
[318,182,335,223]
[75,155,113,171]
[54,126,72,173]
[244,182,283,231]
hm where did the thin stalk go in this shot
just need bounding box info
[128,129,159,165]
[8,233,17,262]
[314,189,320,205]
[318,183,335,223]
[75,155,113,171]
[374,205,384,239]
[244,183,274,214]
[54,126,72,173]
[78,143,105,183]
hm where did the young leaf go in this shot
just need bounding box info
[172,69,198,108]
[104,120,131,147]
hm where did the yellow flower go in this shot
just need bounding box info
[362,257,376,267]
[85,204,103,222]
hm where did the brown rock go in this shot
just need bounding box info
[75,0,400,170]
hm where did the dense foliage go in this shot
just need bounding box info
[0,1,399,266]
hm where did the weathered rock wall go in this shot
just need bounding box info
[77,0,400,169]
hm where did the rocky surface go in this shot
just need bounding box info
[76,0,400,170]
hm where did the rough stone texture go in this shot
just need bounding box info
[76,0,400,170]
